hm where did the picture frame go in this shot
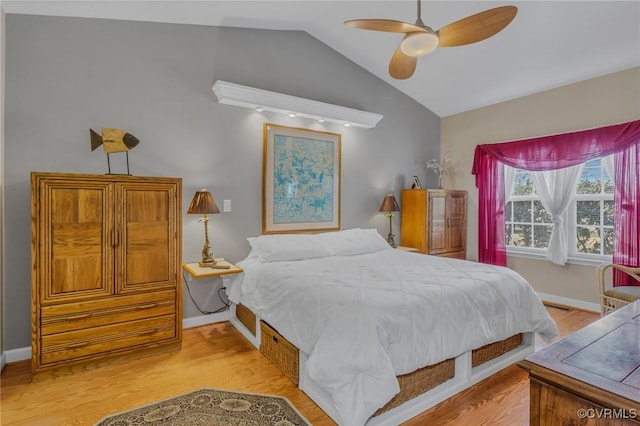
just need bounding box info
[263,123,341,234]
[411,175,422,189]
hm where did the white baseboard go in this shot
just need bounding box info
[1,313,232,364]
[5,346,30,363]
[537,292,600,313]
[182,311,230,329]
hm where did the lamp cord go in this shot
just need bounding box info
[182,271,230,315]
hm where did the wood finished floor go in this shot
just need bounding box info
[1,304,598,426]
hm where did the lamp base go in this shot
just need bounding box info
[387,233,397,248]
[199,259,217,268]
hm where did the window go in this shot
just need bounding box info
[505,158,614,261]
[573,158,614,256]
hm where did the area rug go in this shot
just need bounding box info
[94,388,311,426]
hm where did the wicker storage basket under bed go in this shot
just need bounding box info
[471,333,523,367]
[260,320,299,385]
[374,358,455,415]
[236,303,257,336]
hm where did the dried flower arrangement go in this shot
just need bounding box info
[425,151,451,188]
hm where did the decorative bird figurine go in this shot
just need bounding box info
[90,128,140,175]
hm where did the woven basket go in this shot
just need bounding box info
[236,304,256,336]
[260,320,299,385]
[374,358,455,416]
[471,333,523,367]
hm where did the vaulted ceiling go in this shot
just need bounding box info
[4,1,640,117]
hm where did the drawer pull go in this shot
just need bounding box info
[273,336,279,343]
[135,303,158,310]
[65,342,90,349]
[66,314,91,321]
[137,329,159,336]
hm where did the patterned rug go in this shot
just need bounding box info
[94,388,311,426]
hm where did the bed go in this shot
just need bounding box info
[225,228,558,425]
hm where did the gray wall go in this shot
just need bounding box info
[4,14,440,350]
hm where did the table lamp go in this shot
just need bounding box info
[187,188,220,267]
[379,193,400,248]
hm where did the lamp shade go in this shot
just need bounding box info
[187,189,220,215]
[379,193,400,213]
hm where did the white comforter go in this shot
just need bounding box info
[227,249,558,425]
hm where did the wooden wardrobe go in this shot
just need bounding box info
[400,189,467,259]
[31,172,182,380]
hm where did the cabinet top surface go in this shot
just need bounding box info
[31,171,182,182]
[183,260,243,278]
[520,301,640,404]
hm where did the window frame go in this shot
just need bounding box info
[505,160,614,266]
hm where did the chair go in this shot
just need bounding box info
[597,263,640,316]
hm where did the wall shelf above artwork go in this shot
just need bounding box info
[212,80,383,129]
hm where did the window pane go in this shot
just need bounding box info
[534,225,552,249]
[505,224,513,245]
[603,228,614,255]
[584,158,600,167]
[603,200,614,226]
[603,169,614,194]
[577,201,601,225]
[513,224,532,247]
[577,159,603,195]
[533,200,551,223]
[513,201,532,223]
[513,171,534,195]
[577,168,602,194]
[576,226,601,254]
[505,201,513,221]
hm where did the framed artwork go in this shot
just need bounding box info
[263,123,341,234]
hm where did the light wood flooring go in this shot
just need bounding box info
[1,304,598,426]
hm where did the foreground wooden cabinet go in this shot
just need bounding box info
[31,172,182,380]
[400,189,467,259]
[518,301,640,425]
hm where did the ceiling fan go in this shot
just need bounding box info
[344,1,518,79]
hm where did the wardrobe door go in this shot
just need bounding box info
[35,177,114,304]
[116,180,179,294]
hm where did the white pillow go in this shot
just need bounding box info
[247,233,332,262]
[318,228,391,256]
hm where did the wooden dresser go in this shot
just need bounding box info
[400,189,467,259]
[518,301,640,425]
[31,172,182,380]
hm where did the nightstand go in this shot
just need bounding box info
[183,260,243,279]
[182,260,244,316]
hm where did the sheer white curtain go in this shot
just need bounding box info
[504,165,516,203]
[531,164,584,265]
[602,154,615,182]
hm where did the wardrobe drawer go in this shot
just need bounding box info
[40,315,177,365]
[40,290,176,335]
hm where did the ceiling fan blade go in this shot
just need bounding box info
[437,6,517,47]
[389,47,417,80]
[344,19,427,34]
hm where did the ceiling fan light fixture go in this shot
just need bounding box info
[400,30,439,57]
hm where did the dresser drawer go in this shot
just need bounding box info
[40,315,177,365]
[40,290,176,335]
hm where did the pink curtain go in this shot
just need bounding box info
[613,142,640,286]
[472,119,640,276]
[476,155,507,265]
